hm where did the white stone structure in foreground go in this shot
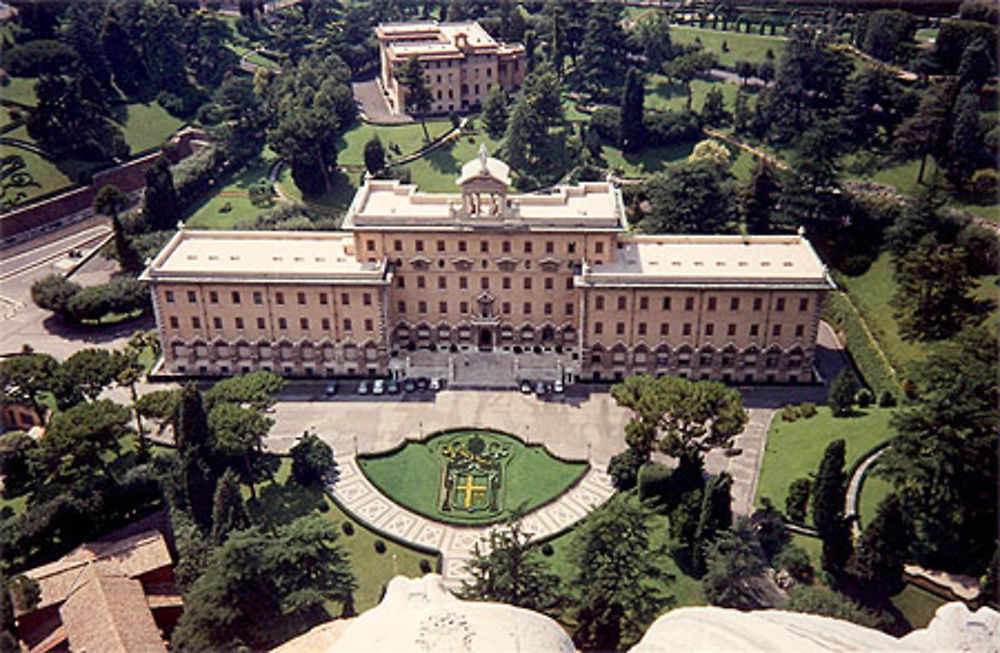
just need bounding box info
[273,574,998,653]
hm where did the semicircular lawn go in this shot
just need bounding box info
[357,429,588,526]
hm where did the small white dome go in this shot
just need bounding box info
[457,144,511,187]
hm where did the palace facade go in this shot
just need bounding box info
[376,21,525,115]
[142,148,835,385]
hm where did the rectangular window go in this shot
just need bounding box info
[660,323,669,336]
[728,323,737,337]
[595,242,604,254]
[417,276,426,289]
[439,301,447,313]
[799,298,809,312]
[319,293,328,305]
[322,318,330,330]
[459,276,468,289]
[663,297,672,310]
[165,290,174,303]
[616,322,625,335]
[235,317,244,329]
[398,301,406,313]
[523,302,532,314]
[638,322,647,336]
[415,240,424,252]
[187,290,197,303]
[366,240,375,252]
[730,297,740,311]
[524,241,533,254]
[458,240,467,252]
[437,240,446,252]
[795,324,805,337]
[481,277,489,290]
[213,317,222,329]
[544,302,553,315]
[502,277,511,290]
[776,298,786,312]
[344,318,352,331]
[257,317,266,329]
[231,291,241,304]
[209,291,218,304]
[750,324,759,337]
[566,303,574,315]
[169,316,179,328]
[594,322,603,335]
[566,278,573,290]
[502,241,511,253]
[707,297,717,311]
[365,319,373,332]
[363,293,372,306]
[682,323,692,336]
[276,292,285,305]
[418,301,427,314]
[639,297,649,310]
[438,276,447,289]
[568,242,576,254]
[480,241,489,253]
[523,278,532,290]
[544,277,553,290]
[253,291,263,305]
[298,292,306,305]
[685,297,695,311]
[705,323,714,336]
[394,239,403,251]
[278,318,287,329]
[596,296,605,310]
[773,324,782,336]
[546,241,554,254]
[191,316,201,329]
[397,277,405,288]
[617,296,626,311]
[300,317,309,329]
[460,301,469,313]
[753,297,763,311]
[502,302,511,314]
[341,293,350,305]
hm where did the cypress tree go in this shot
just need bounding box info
[482,86,509,139]
[177,384,216,529]
[740,159,780,234]
[211,468,250,544]
[694,472,733,575]
[944,86,981,188]
[142,155,180,231]
[620,67,645,154]
[813,439,852,574]
[363,137,385,176]
[827,369,855,418]
[855,493,912,596]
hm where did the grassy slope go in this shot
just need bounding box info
[116,102,185,153]
[186,152,280,229]
[0,143,75,202]
[2,76,38,106]
[669,26,787,67]
[337,120,453,167]
[404,132,501,192]
[892,584,947,629]
[358,430,586,525]
[755,406,896,512]
[250,459,434,613]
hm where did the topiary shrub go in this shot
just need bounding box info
[799,402,817,419]
[856,388,874,408]
[541,543,554,557]
[878,390,897,408]
[374,539,387,554]
[786,477,811,524]
[342,522,354,536]
[637,462,672,505]
[781,404,800,422]
[419,559,432,573]
[290,433,335,485]
[607,448,646,491]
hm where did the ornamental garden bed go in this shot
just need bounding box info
[358,429,587,526]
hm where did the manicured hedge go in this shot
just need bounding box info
[821,292,901,398]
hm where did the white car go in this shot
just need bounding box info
[373,379,385,395]
[553,379,564,393]
[430,377,441,391]
[357,380,370,395]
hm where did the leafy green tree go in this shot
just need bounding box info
[663,51,716,111]
[208,403,272,501]
[694,472,733,575]
[26,73,127,160]
[843,66,902,146]
[577,1,627,101]
[606,447,646,491]
[142,155,180,231]
[774,545,814,583]
[182,9,239,88]
[786,585,879,628]
[204,371,284,412]
[290,432,334,486]
[210,468,250,544]
[500,71,569,185]
[363,136,386,176]
[135,0,189,93]
[700,86,729,126]
[94,185,141,273]
[877,327,997,573]
[570,494,673,650]
[611,374,747,461]
[212,76,267,163]
[641,161,735,234]
[827,369,855,417]
[812,439,852,573]
[177,384,217,529]
[482,86,509,139]
[733,89,751,133]
[934,19,996,76]
[740,159,780,234]
[628,11,672,73]
[171,515,356,650]
[855,493,912,597]
[957,37,994,91]
[32,400,130,487]
[0,432,36,499]
[55,348,121,402]
[785,477,812,523]
[0,353,59,423]
[892,234,975,342]
[943,85,981,188]
[58,3,112,89]
[394,55,433,141]
[892,80,956,184]
[752,499,790,562]
[100,14,148,96]
[30,275,80,320]
[460,518,561,613]
[702,519,769,609]
[853,10,916,63]
[620,68,645,154]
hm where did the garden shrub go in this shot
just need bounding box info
[786,477,811,524]
[419,559,432,573]
[374,539,387,554]
[342,522,354,536]
[781,405,800,422]
[541,543,554,557]
[821,293,900,398]
[290,433,334,486]
[637,461,671,505]
[775,545,814,583]
[644,110,701,146]
[856,388,874,408]
[4,40,77,77]
[607,448,647,491]
[878,390,897,408]
[971,169,998,203]
[956,222,999,276]
[31,274,81,319]
[65,276,149,323]
[799,402,817,419]
[590,106,621,143]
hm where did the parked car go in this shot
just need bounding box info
[430,377,442,391]
[324,381,338,396]
[373,379,385,395]
[403,378,417,393]
[358,380,370,395]
[519,379,533,394]
[416,377,430,391]
[387,379,400,394]
[535,381,548,395]
[553,378,564,393]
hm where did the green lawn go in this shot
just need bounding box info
[404,132,501,192]
[278,165,359,213]
[337,120,453,168]
[646,76,746,115]
[755,406,897,514]
[892,583,947,629]
[857,471,893,527]
[249,458,435,613]
[837,253,926,373]
[358,429,587,526]
[600,141,695,177]
[186,151,282,228]
[0,143,75,207]
[2,76,38,106]
[115,102,185,153]
[669,25,786,68]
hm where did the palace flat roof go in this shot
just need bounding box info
[141,230,387,284]
[345,179,626,231]
[377,21,520,57]
[580,235,835,289]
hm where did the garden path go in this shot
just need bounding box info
[328,454,615,588]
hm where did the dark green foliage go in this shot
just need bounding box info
[786,478,811,524]
[629,11,671,73]
[606,447,647,491]
[0,433,35,499]
[827,369,855,417]
[210,469,249,545]
[374,539,386,554]
[702,519,769,609]
[55,348,121,402]
[211,77,267,164]
[934,20,997,76]
[0,578,15,643]
[0,353,59,424]
[32,400,129,489]
[171,515,356,651]
[395,55,434,138]
[740,159,779,234]
[641,160,734,234]
[341,522,353,536]
[853,10,916,63]
[750,498,789,562]
[95,185,141,273]
[482,86,509,139]
[944,86,982,187]
[786,586,880,628]
[177,384,216,529]
[643,110,700,146]
[64,276,149,323]
[143,156,181,232]
[663,51,717,111]
[700,86,729,126]
[878,391,897,408]
[774,545,814,583]
[101,15,148,96]
[878,327,998,574]
[856,388,874,408]
[460,519,562,613]
[290,433,335,486]
[892,234,975,342]
[957,36,995,91]
[570,494,672,650]
[892,81,955,185]
[589,106,621,143]
[620,68,645,153]
[637,461,671,503]
[3,40,76,77]
[26,73,128,160]
[813,439,852,573]
[577,1,628,101]
[693,473,733,574]
[855,494,912,596]
[30,275,81,320]
[6,576,39,614]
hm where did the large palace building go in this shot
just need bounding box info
[376,21,525,115]
[142,148,835,385]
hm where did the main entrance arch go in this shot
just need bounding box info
[478,328,493,351]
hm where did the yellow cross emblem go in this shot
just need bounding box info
[456,474,488,508]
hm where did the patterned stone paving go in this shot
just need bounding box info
[328,454,616,587]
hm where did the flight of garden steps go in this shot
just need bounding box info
[328,453,616,588]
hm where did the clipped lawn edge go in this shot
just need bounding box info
[821,291,902,397]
